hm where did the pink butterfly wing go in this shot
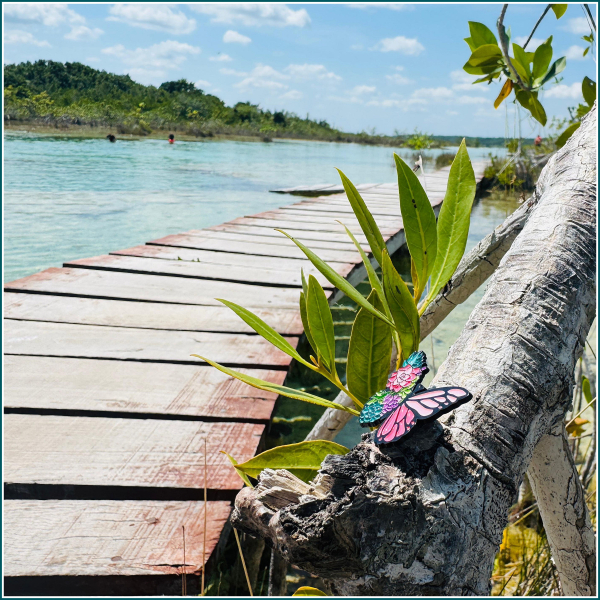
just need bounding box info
[374,403,417,445]
[374,387,470,445]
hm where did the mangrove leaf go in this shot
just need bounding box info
[307,275,337,372]
[347,290,393,405]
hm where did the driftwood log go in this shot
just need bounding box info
[232,106,596,595]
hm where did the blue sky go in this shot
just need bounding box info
[3,3,597,136]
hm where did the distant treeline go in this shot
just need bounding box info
[431,135,533,148]
[4,60,513,147]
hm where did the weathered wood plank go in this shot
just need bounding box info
[4,414,263,491]
[4,320,296,367]
[64,254,333,289]
[110,244,354,279]
[177,229,371,253]
[5,267,306,309]
[245,210,399,231]
[3,500,230,578]
[208,223,373,245]
[148,233,362,263]
[3,355,282,421]
[4,292,304,335]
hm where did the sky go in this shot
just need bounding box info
[2,2,597,137]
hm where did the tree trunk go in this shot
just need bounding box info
[528,423,596,595]
[232,105,596,595]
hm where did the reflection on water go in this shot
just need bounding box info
[4,131,505,282]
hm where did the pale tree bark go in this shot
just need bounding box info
[528,423,596,595]
[232,106,596,595]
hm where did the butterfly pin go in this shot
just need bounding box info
[359,350,471,445]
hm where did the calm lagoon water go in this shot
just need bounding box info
[3,131,504,283]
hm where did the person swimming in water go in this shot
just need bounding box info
[168,134,175,144]
[106,134,116,143]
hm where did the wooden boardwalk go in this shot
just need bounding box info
[3,162,486,595]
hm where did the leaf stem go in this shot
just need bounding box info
[497,4,530,91]
[523,4,551,50]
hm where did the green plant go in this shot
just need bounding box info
[194,141,476,420]
[463,3,596,138]
[406,129,433,150]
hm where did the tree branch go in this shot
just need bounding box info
[497,4,530,91]
[523,4,552,50]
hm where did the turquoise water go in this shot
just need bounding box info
[3,131,504,283]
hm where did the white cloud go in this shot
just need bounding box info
[373,36,424,55]
[4,30,50,47]
[232,64,289,91]
[351,85,376,95]
[209,54,233,62]
[450,70,488,91]
[285,64,342,81]
[457,95,488,105]
[514,36,544,50]
[328,94,365,104]
[223,30,252,44]
[195,79,212,88]
[102,40,201,82]
[562,17,591,35]
[107,4,196,34]
[386,73,412,84]
[564,45,590,61]
[190,4,310,28]
[65,25,103,41]
[412,86,453,100]
[220,68,248,76]
[280,90,303,100]
[545,82,582,99]
[4,3,84,26]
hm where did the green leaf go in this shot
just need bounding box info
[347,290,393,405]
[192,355,358,414]
[582,76,596,107]
[336,169,386,266]
[218,298,311,368]
[467,44,503,66]
[277,230,395,328]
[234,440,349,483]
[382,251,420,362]
[300,291,318,358]
[394,153,437,301]
[463,61,504,76]
[555,122,580,148]
[293,587,328,597]
[583,46,590,57]
[337,220,385,304]
[532,37,553,82]
[551,4,568,19]
[464,37,477,52]
[221,451,254,488]
[468,21,498,48]
[512,43,531,80]
[424,140,476,311]
[307,275,337,373]
[582,376,593,404]
[516,90,547,126]
[540,57,567,86]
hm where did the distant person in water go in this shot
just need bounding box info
[106,134,116,143]
[534,135,542,146]
[168,134,175,144]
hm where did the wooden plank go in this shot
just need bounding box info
[4,355,282,421]
[148,233,362,264]
[283,202,401,217]
[64,253,333,289]
[5,267,306,309]
[208,223,372,245]
[4,292,304,335]
[3,500,230,579]
[110,244,354,279]
[176,229,371,253]
[228,215,397,236]
[4,320,296,367]
[4,414,263,491]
